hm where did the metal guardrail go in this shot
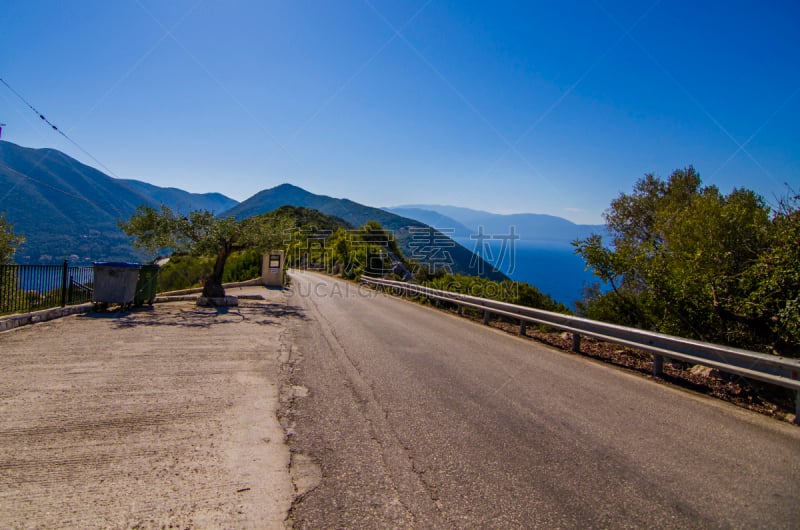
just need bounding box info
[0,261,94,316]
[361,276,800,422]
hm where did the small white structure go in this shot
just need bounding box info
[262,250,285,286]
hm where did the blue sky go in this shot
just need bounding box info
[1,0,798,224]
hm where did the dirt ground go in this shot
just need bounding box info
[0,286,297,529]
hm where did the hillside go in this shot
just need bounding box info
[0,141,505,280]
[224,183,414,230]
[223,184,507,280]
[0,141,150,262]
[119,179,238,214]
[0,141,237,263]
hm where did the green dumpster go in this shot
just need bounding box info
[134,264,160,306]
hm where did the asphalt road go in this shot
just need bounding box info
[283,270,800,529]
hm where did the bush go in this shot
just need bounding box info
[422,274,570,314]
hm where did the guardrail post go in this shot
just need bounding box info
[653,354,664,377]
[519,321,526,336]
[457,304,463,316]
[572,333,581,353]
[795,391,799,425]
[483,310,491,325]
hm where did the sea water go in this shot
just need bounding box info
[455,238,600,309]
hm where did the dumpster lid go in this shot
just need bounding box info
[93,261,141,268]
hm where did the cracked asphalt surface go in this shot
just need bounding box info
[285,270,800,528]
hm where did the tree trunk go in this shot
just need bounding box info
[202,248,229,298]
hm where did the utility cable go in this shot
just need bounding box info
[0,77,121,179]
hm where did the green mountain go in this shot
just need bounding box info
[0,141,237,263]
[119,179,238,214]
[0,141,505,280]
[0,141,149,263]
[225,183,408,229]
[223,184,507,280]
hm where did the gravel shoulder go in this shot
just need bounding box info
[0,286,296,529]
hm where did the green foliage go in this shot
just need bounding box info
[224,183,507,281]
[741,193,800,352]
[156,250,263,292]
[120,204,290,297]
[0,213,44,313]
[574,168,800,355]
[222,249,262,283]
[266,205,351,232]
[284,220,399,280]
[151,206,350,292]
[156,254,213,292]
[423,273,569,314]
[0,213,25,264]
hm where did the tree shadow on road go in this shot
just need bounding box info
[89,302,308,329]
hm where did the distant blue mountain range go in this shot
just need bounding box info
[386,204,608,307]
[386,204,606,243]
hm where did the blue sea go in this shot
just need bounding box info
[454,238,600,309]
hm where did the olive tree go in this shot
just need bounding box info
[574,167,799,355]
[120,205,289,298]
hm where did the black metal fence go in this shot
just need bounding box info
[0,261,94,316]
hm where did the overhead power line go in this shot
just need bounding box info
[0,77,121,179]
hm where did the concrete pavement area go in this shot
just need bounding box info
[0,285,298,529]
